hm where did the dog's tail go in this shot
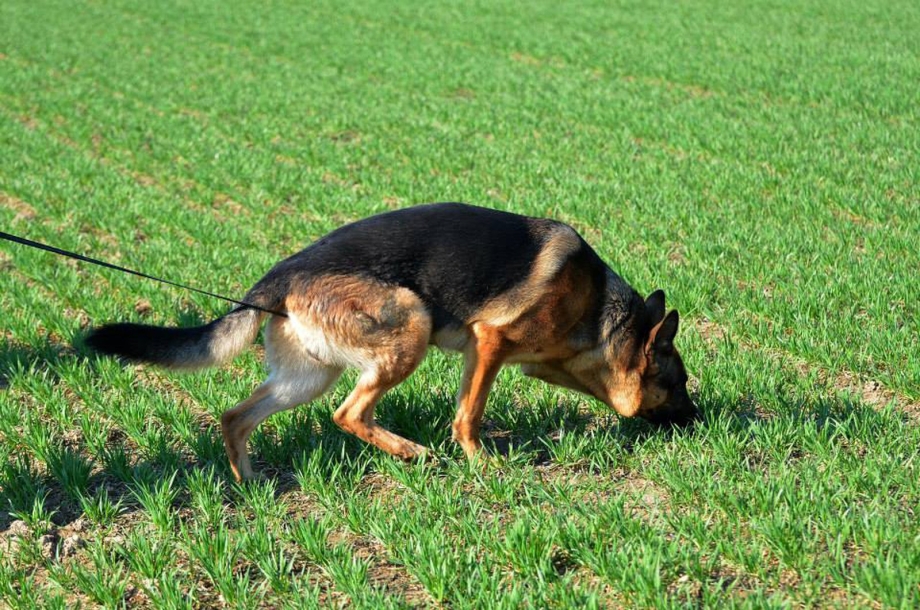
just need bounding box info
[84,287,283,370]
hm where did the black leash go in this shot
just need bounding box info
[0,231,288,318]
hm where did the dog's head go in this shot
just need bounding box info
[523,289,699,427]
[632,290,698,426]
[600,290,699,427]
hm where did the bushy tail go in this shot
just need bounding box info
[85,306,265,370]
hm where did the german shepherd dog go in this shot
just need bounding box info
[86,203,698,481]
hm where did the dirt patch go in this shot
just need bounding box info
[355,535,432,606]
[130,170,160,189]
[0,191,37,222]
[569,568,627,608]
[830,206,881,229]
[448,87,476,100]
[616,477,671,524]
[692,318,726,343]
[831,370,919,419]
[510,52,543,67]
[622,75,717,99]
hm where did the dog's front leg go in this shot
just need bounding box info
[453,324,507,458]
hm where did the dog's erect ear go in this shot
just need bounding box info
[648,310,679,355]
[645,290,666,327]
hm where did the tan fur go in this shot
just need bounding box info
[205,310,266,368]
[89,206,694,482]
[220,275,432,479]
[452,323,508,456]
[475,224,582,327]
[219,236,691,481]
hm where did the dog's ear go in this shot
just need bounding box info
[645,290,666,327]
[648,310,680,355]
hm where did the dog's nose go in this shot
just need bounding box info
[668,407,699,428]
[646,399,700,428]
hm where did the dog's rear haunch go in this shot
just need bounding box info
[85,203,698,481]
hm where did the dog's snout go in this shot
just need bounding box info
[643,394,700,428]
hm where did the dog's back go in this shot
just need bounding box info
[259,202,611,331]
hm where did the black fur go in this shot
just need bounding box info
[85,203,640,366]
[84,321,218,365]
[84,305,262,368]
[256,202,618,331]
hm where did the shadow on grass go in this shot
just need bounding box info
[0,334,899,537]
[0,336,432,534]
[1,335,74,383]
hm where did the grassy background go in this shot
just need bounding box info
[1,0,918,607]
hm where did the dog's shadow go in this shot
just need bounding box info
[0,336,895,537]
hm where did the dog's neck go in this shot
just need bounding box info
[600,269,643,339]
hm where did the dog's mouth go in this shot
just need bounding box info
[642,397,701,428]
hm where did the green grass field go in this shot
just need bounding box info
[1,0,918,607]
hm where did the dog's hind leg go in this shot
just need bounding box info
[332,369,429,459]
[326,290,433,460]
[278,277,433,459]
[221,364,342,481]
